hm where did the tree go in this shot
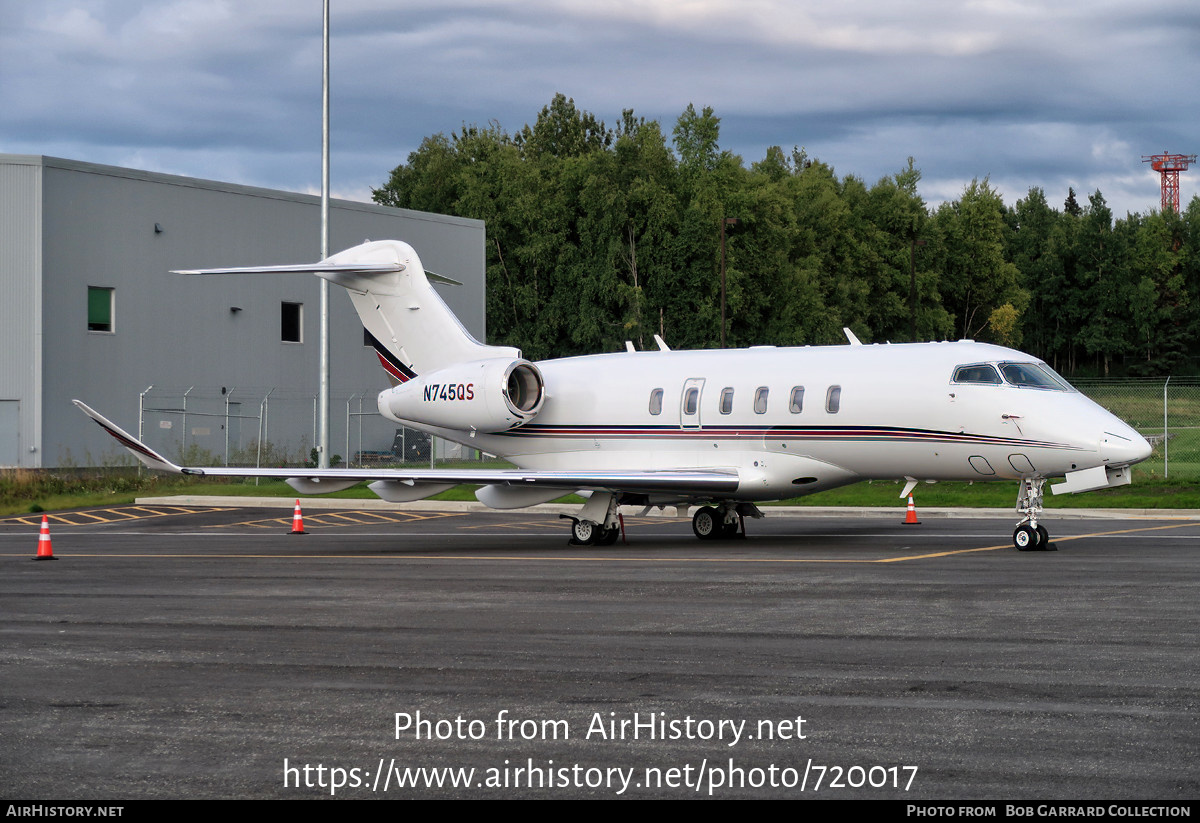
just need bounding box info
[1008,187,1063,361]
[1125,210,1189,374]
[1073,192,1130,375]
[934,179,1027,342]
[515,93,612,161]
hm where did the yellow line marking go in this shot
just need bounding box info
[68,511,111,523]
[209,510,467,529]
[0,506,235,527]
[317,513,371,524]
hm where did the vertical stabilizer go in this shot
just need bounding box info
[319,240,518,383]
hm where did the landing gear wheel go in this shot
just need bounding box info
[596,525,620,546]
[1036,525,1050,548]
[718,519,740,539]
[692,506,719,540]
[1013,524,1041,551]
[571,519,598,545]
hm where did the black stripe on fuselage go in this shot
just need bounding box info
[365,329,417,383]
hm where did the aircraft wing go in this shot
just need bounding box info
[73,400,740,499]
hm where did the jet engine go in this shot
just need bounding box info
[378,358,544,432]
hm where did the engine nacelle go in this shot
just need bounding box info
[378,358,544,432]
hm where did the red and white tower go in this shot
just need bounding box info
[1142,150,1197,213]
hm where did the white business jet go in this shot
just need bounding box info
[75,239,1151,551]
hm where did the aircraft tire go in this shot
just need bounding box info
[1013,524,1040,551]
[718,519,740,539]
[596,525,620,546]
[692,506,719,540]
[571,519,599,545]
[1036,525,1050,548]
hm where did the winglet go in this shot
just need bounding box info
[843,327,863,346]
[72,400,185,474]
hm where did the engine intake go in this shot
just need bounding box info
[379,358,544,432]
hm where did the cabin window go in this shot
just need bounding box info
[754,387,769,414]
[719,387,734,415]
[281,302,303,343]
[953,364,1002,385]
[683,388,699,416]
[826,385,841,413]
[789,386,805,413]
[88,286,114,332]
[649,388,664,415]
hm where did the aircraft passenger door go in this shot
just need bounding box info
[680,378,705,429]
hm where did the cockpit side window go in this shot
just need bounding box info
[999,362,1074,391]
[952,364,1002,385]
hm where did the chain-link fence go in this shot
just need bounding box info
[136,386,487,470]
[1074,378,1200,480]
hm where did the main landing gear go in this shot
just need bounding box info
[566,517,621,546]
[1013,477,1056,551]
[563,496,762,545]
[562,491,623,546]
[691,504,745,541]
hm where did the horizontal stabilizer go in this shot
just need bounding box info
[173,261,462,285]
[173,262,404,276]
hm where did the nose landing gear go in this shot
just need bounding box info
[1014,477,1056,551]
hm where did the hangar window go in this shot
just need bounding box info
[789,386,805,413]
[649,388,663,416]
[826,385,842,413]
[281,302,303,343]
[88,287,114,332]
[754,387,769,414]
[720,387,734,415]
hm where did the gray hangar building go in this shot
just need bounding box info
[0,154,486,469]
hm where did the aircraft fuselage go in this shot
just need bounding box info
[381,339,1146,503]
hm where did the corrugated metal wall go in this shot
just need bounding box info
[0,160,42,467]
[1,155,485,468]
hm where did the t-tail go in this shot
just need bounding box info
[176,239,545,430]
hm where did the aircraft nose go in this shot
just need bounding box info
[1100,427,1152,466]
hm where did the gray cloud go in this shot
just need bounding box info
[2,0,1196,214]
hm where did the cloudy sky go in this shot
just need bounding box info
[3,1,1197,217]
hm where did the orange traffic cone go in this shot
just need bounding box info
[290,500,307,535]
[903,495,921,525]
[34,515,57,560]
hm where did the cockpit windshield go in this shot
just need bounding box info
[998,362,1075,391]
[952,361,1075,391]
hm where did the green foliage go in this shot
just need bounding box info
[374,94,1200,375]
[0,467,189,514]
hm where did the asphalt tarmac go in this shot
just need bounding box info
[1,504,1197,800]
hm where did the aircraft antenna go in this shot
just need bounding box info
[1141,150,1197,213]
